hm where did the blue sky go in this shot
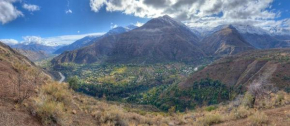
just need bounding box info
[0,0,289,46]
[0,0,149,45]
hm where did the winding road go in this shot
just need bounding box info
[58,72,65,83]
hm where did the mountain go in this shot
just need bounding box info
[201,25,255,56]
[269,26,290,36]
[241,33,290,49]
[52,15,204,64]
[0,42,51,101]
[104,25,137,36]
[53,35,100,54]
[14,49,50,62]
[54,26,138,54]
[11,43,61,54]
[192,24,290,49]
[180,49,290,92]
[231,24,289,49]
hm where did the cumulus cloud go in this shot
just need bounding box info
[19,33,105,46]
[66,9,73,14]
[22,4,40,12]
[0,0,23,24]
[0,39,18,45]
[89,0,289,31]
[90,0,106,12]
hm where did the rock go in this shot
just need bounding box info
[72,110,77,114]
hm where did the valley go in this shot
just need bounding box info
[1,1,290,125]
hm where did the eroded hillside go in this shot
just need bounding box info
[181,49,290,92]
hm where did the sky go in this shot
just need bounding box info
[0,0,290,46]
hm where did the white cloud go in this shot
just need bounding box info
[22,4,40,12]
[22,36,42,45]
[66,9,72,14]
[0,0,23,24]
[89,0,289,31]
[111,24,118,29]
[135,21,144,27]
[19,33,105,46]
[0,39,18,45]
[90,0,106,12]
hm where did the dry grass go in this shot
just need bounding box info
[229,106,252,120]
[29,82,72,125]
[249,111,269,125]
[197,113,223,126]
[26,81,290,126]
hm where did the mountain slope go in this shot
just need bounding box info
[192,24,290,49]
[15,49,50,62]
[54,26,137,54]
[201,25,255,56]
[52,15,204,64]
[0,42,51,100]
[11,43,61,54]
[53,35,100,54]
[241,33,290,49]
[180,49,290,92]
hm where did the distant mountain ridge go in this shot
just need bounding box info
[192,24,290,49]
[14,49,50,62]
[11,43,62,54]
[51,15,290,65]
[53,35,100,54]
[54,25,138,54]
[201,25,255,56]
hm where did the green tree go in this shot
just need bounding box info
[68,76,80,90]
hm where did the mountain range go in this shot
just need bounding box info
[51,15,290,65]
[52,15,205,64]
[14,49,50,62]
[54,25,137,54]
[11,43,61,54]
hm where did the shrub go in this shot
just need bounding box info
[42,82,71,104]
[242,92,255,108]
[229,106,251,120]
[205,106,217,112]
[68,76,81,90]
[34,99,68,125]
[249,111,268,125]
[275,91,285,105]
[198,113,223,126]
[30,82,72,125]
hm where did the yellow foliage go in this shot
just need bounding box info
[110,67,127,75]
